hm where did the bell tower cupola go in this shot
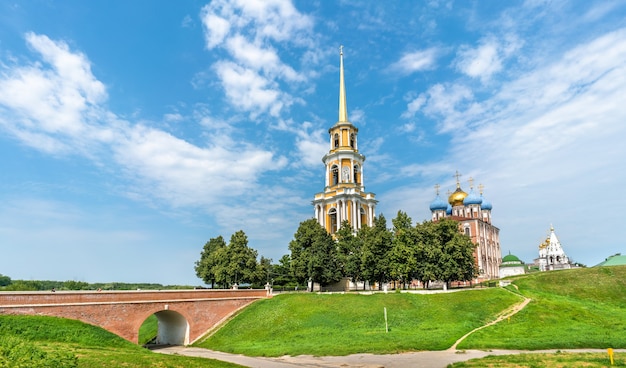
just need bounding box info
[313,47,377,235]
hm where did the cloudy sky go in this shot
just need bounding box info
[1,1,624,285]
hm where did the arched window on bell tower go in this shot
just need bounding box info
[353,165,360,184]
[350,133,355,148]
[329,208,338,234]
[334,133,339,148]
[331,165,339,185]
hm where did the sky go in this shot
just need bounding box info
[1,1,625,286]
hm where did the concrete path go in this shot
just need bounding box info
[154,346,625,368]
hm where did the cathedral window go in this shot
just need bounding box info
[353,165,360,184]
[334,133,339,148]
[329,208,338,234]
[350,133,355,148]
[464,227,470,236]
[331,165,339,185]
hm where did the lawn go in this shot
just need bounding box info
[0,314,242,368]
[197,288,522,356]
[458,266,626,350]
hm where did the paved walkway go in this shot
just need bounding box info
[154,346,625,368]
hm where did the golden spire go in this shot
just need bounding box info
[338,45,348,123]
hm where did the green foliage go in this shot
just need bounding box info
[195,235,227,288]
[289,218,342,288]
[0,274,10,287]
[359,214,393,289]
[458,266,626,349]
[195,232,261,288]
[198,289,520,356]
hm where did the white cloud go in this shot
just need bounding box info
[199,0,315,119]
[454,35,521,83]
[213,60,283,118]
[293,121,328,168]
[390,48,438,75]
[0,33,288,210]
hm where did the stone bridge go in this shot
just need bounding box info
[0,289,268,345]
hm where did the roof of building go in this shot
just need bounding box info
[501,253,524,267]
[595,253,626,267]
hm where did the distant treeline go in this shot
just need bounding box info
[0,276,197,291]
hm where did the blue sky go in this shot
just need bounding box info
[1,1,625,285]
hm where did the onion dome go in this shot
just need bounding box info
[446,204,452,215]
[463,188,483,205]
[480,197,492,211]
[429,195,448,211]
[448,186,467,206]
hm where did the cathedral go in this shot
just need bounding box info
[429,174,502,280]
[312,48,377,234]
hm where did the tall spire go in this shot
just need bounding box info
[338,45,348,123]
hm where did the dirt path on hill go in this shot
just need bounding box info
[448,289,531,350]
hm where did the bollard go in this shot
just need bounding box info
[608,348,614,365]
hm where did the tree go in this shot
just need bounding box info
[389,211,417,289]
[255,256,273,288]
[359,214,392,290]
[434,219,477,287]
[335,220,363,287]
[413,220,442,288]
[195,236,227,288]
[289,218,341,291]
[0,274,11,287]
[225,230,259,286]
[271,254,295,287]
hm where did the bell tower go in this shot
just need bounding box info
[312,47,377,234]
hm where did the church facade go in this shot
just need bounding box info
[429,174,502,280]
[312,49,377,234]
[534,226,573,271]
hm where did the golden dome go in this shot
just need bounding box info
[448,186,468,206]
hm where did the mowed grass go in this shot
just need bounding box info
[458,265,626,350]
[0,314,242,368]
[452,352,626,367]
[197,288,522,356]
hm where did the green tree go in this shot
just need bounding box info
[413,220,442,288]
[359,214,392,290]
[271,254,295,287]
[195,236,227,288]
[335,220,363,288]
[389,211,417,289]
[434,219,477,287]
[289,218,341,291]
[0,274,11,287]
[255,256,273,288]
[225,230,259,287]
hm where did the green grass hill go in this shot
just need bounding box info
[199,266,626,356]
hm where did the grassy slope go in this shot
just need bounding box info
[458,266,626,349]
[0,315,241,368]
[198,288,522,356]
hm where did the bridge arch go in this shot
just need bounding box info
[152,309,190,345]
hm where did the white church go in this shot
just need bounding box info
[534,225,574,271]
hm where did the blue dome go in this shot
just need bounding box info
[446,204,452,215]
[463,189,483,205]
[480,195,492,210]
[429,195,448,211]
